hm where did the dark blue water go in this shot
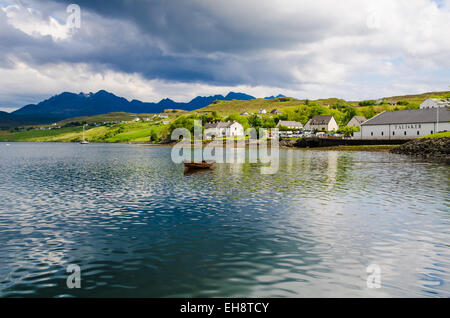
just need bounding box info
[0,142,449,297]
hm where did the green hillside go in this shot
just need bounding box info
[0,122,163,143]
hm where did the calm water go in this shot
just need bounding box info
[0,142,449,297]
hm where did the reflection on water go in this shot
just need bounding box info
[0,142,449,297]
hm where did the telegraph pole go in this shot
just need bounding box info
[437,105,439,133]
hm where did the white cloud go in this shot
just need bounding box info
[1,3,71,40]
[0,0,449,111]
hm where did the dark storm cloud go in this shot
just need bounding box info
[52,0,338,54]
[1,0,357,87]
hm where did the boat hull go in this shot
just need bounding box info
[184,161,215,172]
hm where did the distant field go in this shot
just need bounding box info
[57,111,181,125]
[0,122,162,143]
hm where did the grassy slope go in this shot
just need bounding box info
[380,91,450,104]
[420,131,450,139]
[57,111,184,125]
[0,122,163,143]
[192,92,449,117]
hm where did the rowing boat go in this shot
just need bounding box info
[184,161,215,173]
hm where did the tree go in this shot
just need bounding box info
[150,130,159,143]
[262,117,276,128]
[359,100,376,106]
[362,106,376,119]
[248,115,263,129]
[338,126,360,136]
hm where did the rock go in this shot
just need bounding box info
[390,137,450,164]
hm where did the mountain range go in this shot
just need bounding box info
[0,90,265,128]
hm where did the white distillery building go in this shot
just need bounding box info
[420,98,450,109]
[204,121,244,139]
[304,115,339,131]
[354,108,450,140]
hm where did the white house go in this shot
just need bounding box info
[346,116,367,128]
[277,120,303,130]
[204,121,244,139]
[304,115,339,131]
[259,108,267,114]
[354,108,450,140]
[420,98,450,109]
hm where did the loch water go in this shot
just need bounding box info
[0,142,449,297]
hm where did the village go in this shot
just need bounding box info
[202,98,450,141]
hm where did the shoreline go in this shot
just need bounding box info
[1,140,398,153]
[390,137,449,164]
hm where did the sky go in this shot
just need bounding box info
[0,0,449,112]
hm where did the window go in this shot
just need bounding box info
[393,131,395,136]
[431,131,433,134]
[404,131,407,136]
[381,131,384,136]
[371,132,373,136]
[417,131,420,135]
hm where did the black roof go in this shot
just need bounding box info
[362,108,450,126]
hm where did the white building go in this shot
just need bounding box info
[354,108,450,140]
[304,115,339,131]
[259,108,267,114]
[277,120,303,130]
[346,116,367,128]
[204,121,244,139]
[420,98,450,109]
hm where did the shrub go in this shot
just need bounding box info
[359,100,376,106]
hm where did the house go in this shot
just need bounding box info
[346,116,367,127]
[132,117,140,122]
[162,120,170,125]
[259,108,267,114]
[204,121,244,139]
[420,98,450,109]
[240,112,249,116]
[271,109,282,115]
[304,115,339,131]
[385,100,397,105]
[354,108,450,140]
[277,120,303,130]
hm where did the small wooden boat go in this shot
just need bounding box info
[184,160,215,173]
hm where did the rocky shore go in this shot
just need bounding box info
[390,137,450,164]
